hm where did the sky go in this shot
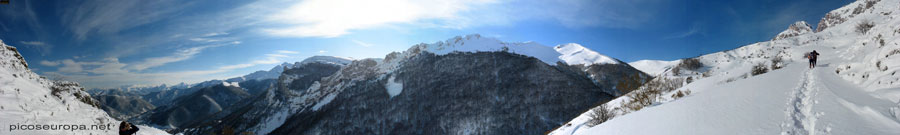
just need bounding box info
[0,0,853,88]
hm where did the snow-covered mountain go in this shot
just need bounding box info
[407,34,621,66]
[180,59,349,134]
[0,40,168,134]
[297,56,353,67]
[551,0,900,134]
[134,84,251,130]
[93,89,156,120]
[174,34,647,135]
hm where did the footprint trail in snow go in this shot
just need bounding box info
[782,69,823,135]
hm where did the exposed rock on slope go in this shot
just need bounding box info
[774,21,813,40]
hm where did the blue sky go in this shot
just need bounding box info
[0,0,852,88]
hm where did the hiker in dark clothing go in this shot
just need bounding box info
[119,121,139,135]
[808,50,820,69]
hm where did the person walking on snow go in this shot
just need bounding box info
[807,50,820,69]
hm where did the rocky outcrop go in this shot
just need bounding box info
[816,0,881,32]
[773,21,813,40]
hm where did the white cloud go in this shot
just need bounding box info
[127,43,233,71]
[260,0,668,38]
[189,37,221,42]
[19,41,47,46]
[276,50,299,54]
[352,40,374,47]
[58,59,83,73]
[40,60,60,66]
[664,23,703,39]
[318,50,327,54]
[219,63,255,70]
[218,50,294,70]
[19,41,52,55]
[263,0,496,38]
[61,0,188,40]
[266,54,290,58]
[87,58,129,74]
[202,32,229,37]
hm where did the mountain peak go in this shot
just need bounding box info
[773,21,813,40]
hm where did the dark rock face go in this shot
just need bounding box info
[178,62,345,134]
[272,52,626,135]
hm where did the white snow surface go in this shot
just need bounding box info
[298,55,353,66]
[0,41,169,135]
[385,75,403,98]
[628,59,680,76]
[552,0,900,134]
[555,43,621,65]
[221,82,239,87]
[311,93,337,111]
[412,34,620,65]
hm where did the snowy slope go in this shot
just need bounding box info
[555,43,621,65]
[411,34,621,65]
[0,41,168,135]
[551,0,900,134]
[628,59,680,76]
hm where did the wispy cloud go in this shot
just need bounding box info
[218,50,298,70]
[39,60,60,66]
[19,41,52,55]
[260,0,668,38]
[318,50,328,54]
[664,23,704,39]
[41,48,296,88]
[352,40,374,47]
[19,41,47,46]
[189,38,222,43]
[127,42,236,71]
[60,0,190,41]
[276,50,299,54]
[202,32,229,37]
[266,54,290,58]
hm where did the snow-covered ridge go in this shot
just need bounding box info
[297,55,353,67]
[0,40,169,135]
[410,34,621,65]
